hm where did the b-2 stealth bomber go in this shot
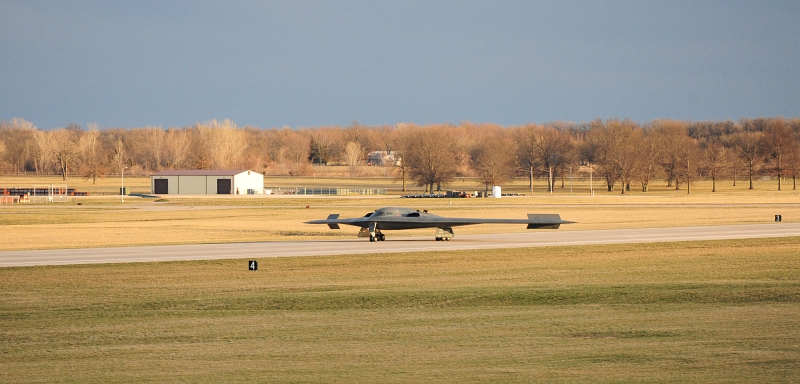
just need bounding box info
[306,206,573,242]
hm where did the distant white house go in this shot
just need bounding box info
[366,151,397,166]
[150,170,264,195]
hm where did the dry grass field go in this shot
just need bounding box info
[0,199,798,251]
[1,238,798,382]
[1,174,799,382]
[0,174,799,250]
[2,169,799,196]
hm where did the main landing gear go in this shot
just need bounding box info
[359,227,385,241]
[434,227,454,241]
[369,231,386,242]
[366,222,385,242]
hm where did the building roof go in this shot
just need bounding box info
[151,170,258,176]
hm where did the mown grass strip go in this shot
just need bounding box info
[2,238,800,382]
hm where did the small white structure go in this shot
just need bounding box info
[151,170,264,195]
[366,151,397,166]
[492,185,502,198]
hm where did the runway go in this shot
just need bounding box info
[1,223,798,267]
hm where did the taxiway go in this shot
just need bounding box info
[1,223,798,267]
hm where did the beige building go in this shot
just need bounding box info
[150,170,264,195]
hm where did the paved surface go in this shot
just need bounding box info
[1,223,798,267]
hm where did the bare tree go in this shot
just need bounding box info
[190,119,247,169]
[651,120,692,189]
[732,130,766,190]
[633,130,662,192]
[283,129,311,165]
[164,127,190,169]
[393,124,417,192]
[239,127,267,173]
[0,139,6,173]
[584,119,629,192]
[142,126,166,171]
[675,137,700,194]
[516,124,573,192]
[262,128,311,176]
[788,118,800,190]
[470,130,516,195]
[190,125,213,169]
[0,118,36,174]
[78,124,106,184]
[762,118,794,190]
[51,125,82,180]
[210,119,247,169]
[720,130,744,187]
[343,141,364,176]
[32,129,56,175]
[513,125,537,190]
[307,127,339,165]
[607,119,643,194]
[399,124,458,192]
[786,136,800,190]
[111,138,128,173]
[698,138,728,192]
[375,124,398,157]
[740,117,769,133]
[342,121,376,157]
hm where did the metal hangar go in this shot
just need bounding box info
[150,170,264,195]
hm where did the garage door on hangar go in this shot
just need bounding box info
[154,179,169,194]
[216,179,231,194]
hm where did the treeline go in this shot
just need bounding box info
[1,117,799,192]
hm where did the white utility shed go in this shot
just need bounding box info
[151,170,264,195]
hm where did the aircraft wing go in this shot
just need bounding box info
[305,214,364,229]
[306,213,573,230]
[405,214,572,229]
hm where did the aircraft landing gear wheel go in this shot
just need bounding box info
[445,238,450,241]
[378,234,386,241]
[435,237,441,241]
[369,235,375,242]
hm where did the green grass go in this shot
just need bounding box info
[2,238,799,382]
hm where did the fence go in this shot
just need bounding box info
[1,185,84,203]
[269,187,387,196]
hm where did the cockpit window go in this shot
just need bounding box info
[372,207,410,217]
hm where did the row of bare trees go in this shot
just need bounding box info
[1,117,799,192]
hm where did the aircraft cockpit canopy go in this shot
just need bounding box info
[370,207,421,217]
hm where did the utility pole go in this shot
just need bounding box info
[687,159,690,195]
[530,165,533,196]
[121,166,128,203]
[520,166,534,197]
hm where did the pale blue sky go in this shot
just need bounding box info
[1,1,798,129]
